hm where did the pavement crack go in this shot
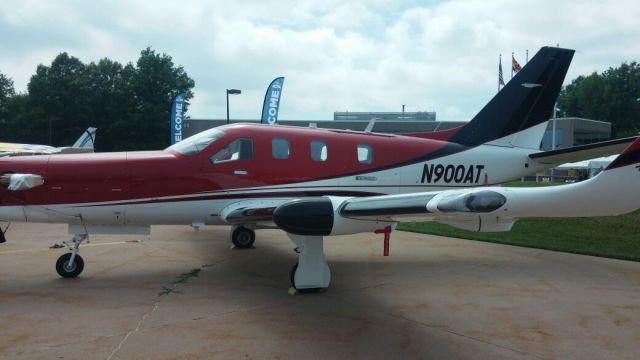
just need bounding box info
[104,262,219,360]
[105,300,161,360]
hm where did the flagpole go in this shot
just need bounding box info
[498,54,501,92]
[526,49,529,63]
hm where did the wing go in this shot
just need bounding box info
[0,143,59,156]
[219,199,290,228]
[529,136,636,165]
[221,137,640,236]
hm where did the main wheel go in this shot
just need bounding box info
[290,262,321,294]
[56,253,84,278]
[231,226,255,249]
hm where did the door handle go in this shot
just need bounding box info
[234,170,248,175]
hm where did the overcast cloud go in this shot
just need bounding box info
[1,0,639,121]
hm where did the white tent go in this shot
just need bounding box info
[556,155,617,177]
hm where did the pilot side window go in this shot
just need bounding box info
[357,144,373,164]
[272,138,290,159]
[310,141,328,161]
[210,138,253,164]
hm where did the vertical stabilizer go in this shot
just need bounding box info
[71,127,97,149]
[449,47,574,147]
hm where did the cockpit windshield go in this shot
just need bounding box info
[166,128,226,155]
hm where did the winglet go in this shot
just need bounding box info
[605,137,640,171]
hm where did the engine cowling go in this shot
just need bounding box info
[273,197,395,236]
[273,198,334,236]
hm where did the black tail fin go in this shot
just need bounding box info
[449,46,575,147]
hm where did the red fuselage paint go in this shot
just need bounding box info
[0,124,454,206]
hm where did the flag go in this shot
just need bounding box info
[498,57,505,87]
[512,56,522,74]
[170,93,186,144]
[261,77,285,125]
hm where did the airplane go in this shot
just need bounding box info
[0,47,638,294]
[0,127,97,157]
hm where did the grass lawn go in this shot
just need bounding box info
[398,181,640,262]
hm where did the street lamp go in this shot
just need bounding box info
[226,89,241,124]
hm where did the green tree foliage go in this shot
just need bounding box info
[0,71,16,125]
[2,48,195,151]
[126,48,195,150]
[558,62,640,137]
[0,71,15,102]
[27,53,86,146]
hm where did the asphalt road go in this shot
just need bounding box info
[1,223,639,359]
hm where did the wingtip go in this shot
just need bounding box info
[605,136,640,170]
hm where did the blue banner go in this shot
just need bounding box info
[261,77,285,124]
[170,93,186,144]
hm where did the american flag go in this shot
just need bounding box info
[512,56,522,73]
[498,58,505,86]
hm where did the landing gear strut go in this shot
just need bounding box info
[56,234,87,278]
[287,233,330,293]
[231,226,255,249]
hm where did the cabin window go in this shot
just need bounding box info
[272,138,290,159]
[310,141,328,162]
[210,138,253,163]
[357,144,373,164]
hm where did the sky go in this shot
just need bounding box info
[1,0,639,122]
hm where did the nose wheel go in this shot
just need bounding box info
[56,234,87,278]
[56,253,84,278]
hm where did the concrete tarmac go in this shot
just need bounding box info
[1,223,639,359]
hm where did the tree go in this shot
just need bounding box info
[126,47,195,150]
[558,62,640,137]
[26,53,87,146]
[0,71,15,100]
[0,71,16,125]
[2,49,195,151]
[78,58,136,152]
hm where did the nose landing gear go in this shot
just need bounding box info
[55,234,87,278]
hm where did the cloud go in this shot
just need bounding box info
[1,0,639,121]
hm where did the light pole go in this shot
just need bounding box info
[226,89,241,124]
[550,103,560,182]
[48,117,53,146]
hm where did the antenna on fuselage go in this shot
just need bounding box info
[364,118,377,133]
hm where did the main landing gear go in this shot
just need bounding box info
[287,233,330,294]
[227,227,331,293]
[55,234,87,278]
[231,226,255,249]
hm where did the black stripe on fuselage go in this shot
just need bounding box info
[605,148,640,170]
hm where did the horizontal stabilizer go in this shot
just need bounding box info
[529,136,637,165]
